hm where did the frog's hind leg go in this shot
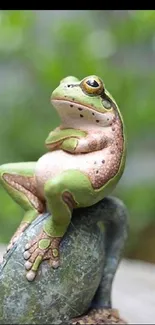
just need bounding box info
[24,169,97,282]
[0,162,45,251]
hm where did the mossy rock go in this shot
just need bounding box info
[0,197,128,324]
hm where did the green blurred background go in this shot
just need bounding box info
[0,10,155,263]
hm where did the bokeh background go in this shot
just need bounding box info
[0,10,154,263]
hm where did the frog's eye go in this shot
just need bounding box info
[80,76,104,96]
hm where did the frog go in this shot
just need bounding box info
[0,75,126,282]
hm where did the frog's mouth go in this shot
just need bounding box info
[51,98,98,113]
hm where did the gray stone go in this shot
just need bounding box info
[0,196,128,324]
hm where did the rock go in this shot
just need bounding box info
[0,197,128,324]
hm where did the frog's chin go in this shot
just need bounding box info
[51,98,115,128]
[51,98,96,117]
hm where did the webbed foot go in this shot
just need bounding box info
[6,222,29,252]
[23,230,61,281]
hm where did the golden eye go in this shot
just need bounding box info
[80,75,104,96]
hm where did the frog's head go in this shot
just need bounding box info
[51,75,119,129]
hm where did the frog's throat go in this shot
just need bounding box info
[51,99,116,130]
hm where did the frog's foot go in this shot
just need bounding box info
[23,230,61,281]
[6,222,29,252]
[71,308,127,324]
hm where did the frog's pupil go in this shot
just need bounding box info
[86,79,99,88]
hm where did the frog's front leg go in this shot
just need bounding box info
[0,162,45,251]
[45,127,86,151]
[24,170,97,281]
[61,133,108,154]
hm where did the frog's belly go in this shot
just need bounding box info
[35,149,108,198]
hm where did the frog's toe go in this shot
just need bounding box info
[25,242,38,255]
[26,270,37,282]
[50,259,60,269]
[24,261,33,270]
[24,238,38,252]
[24,251,43,281]
[23,230,62,281]
[25,242,31,250]
[23,251,31,260]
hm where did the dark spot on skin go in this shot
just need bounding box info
[70,104,73,107]
[96,170,99,174]
[111,150,115,154]
[80,114,83,118]
[102,160,105,164]
[94,161,97,164]
[107,118,109,121]
[96,120,100,123]
[92,113,95,116]
[116,142,118,146]
[112,127,115,131]
[78,107,83,111]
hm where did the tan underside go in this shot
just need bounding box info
[35,117,124,199]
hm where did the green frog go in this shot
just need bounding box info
[0,75,126,282]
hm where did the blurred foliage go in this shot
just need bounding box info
[0,10,155,262]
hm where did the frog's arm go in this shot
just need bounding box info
[45,127,87,151]
[61,133,108,154]
[91,196,129,308]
